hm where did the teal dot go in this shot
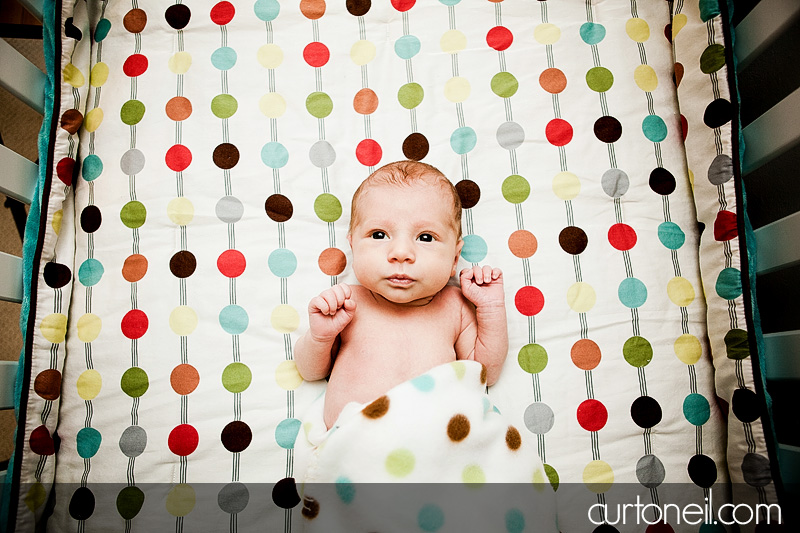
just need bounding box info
[438,0,460,5]
[395,34,421,60]
[461,234,488,263]
[275,418,301,449]
[211,94,238,119]
[211,47,237,70]
[580,22,606,45]
[657,221,685,250]
[683,393,710,426]
[78,258,104,287]
[219,305,249,335]
[95,18,111,42]
[450,126,477,155]
[618,277,647,308]
[505,509,526,533]
[335,476,355,504]
[268,248,297,278]
[642,114,667,143]
[715,267,742,300]
[418,504,444,532]
[261,142,289,169]
[411,374,435,392]
[77,427,102,459]
[82,154,103,181]
[254,0,280,21]
[699,0,721,22]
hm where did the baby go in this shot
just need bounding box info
[294,161,508,429]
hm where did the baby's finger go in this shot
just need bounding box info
[473,265,485,284]
[309,295,330,315]
[330,284,348,306]
[482,265,493,283]
[460,268,474,281]
[320,291,340,315]
[492,268,503,281]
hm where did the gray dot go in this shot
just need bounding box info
[601,168,629,198]
[523,402,554,434]
[120,149,145,175]
[119,425,147,458]
[636,454,665,488]
[496,121,525,151]
[708,154,733,185]
[741,453,771,487]
[216,196,243,224]
[309,140,336,168]
[218,482,249,514]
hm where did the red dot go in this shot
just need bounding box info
[121,309,148,339]
[56,157,75,186]
[218,249,246,278]
[166,144,192,172]
[123,54,148,77]
[680,114,688,141]
[486,26,513,51]
[391,0,415,11]
[303,42,330,68]
[356,139,382,167]
[545,118,573,147]
[646,523,675,533]
[577,399,608,432]
[29,425,55,456]
[514,286,544,317]
[713,210,738,241]
[210,1,235,25]
[168,424,199,456]
[608,223,637,251]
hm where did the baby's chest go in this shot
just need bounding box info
[344,308,461,353]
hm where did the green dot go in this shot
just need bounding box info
[502,174,530,204]
[116,486,145,520]
[586,67,614,92]
[724,328,749,360]
[120,100,145,125]
[491,71,518,98]
[222,362,252,393]
[397,82,424,109]
[306,92,333,118]
[120,367,149,398]
[120,201,146,229]
[518,343,547,374]
[623,336,653,367]
[211,94,238,119]
[462,464,486,484]
[544,463,559,491]
[700,44,725,74]
[385,449,415,477]
[314,193,342,223]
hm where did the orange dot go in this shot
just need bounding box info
[508,230,538,258]
[165,96,192,121]
[300,0,325,19]
[170,364,199,395]
[318,248,346,276]
[571,339,601,370]
[353,88,378,115]
[122,254,148,282]
[539,68,567,94]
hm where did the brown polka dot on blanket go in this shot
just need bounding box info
[447,414,471,442]
[301,496,319,519]
[479,364,487,385]
[505,426,522,451]
[362,395,390,419]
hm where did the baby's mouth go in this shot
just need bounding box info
[387,274,414,286]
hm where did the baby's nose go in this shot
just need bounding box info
[388,238,415,262]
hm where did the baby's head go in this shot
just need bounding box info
[347,161,464,305]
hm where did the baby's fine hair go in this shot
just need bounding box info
[349,160,463,239]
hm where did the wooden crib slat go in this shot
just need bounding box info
[753,210,800,275]
[0,145,37,205]
[0,253,24,304]
[764,331,800,380]
[733,0,800,70]
[0,39,45,115]
[15,0,44,22]
[741,87,800,174]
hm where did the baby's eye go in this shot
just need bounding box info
[418,233,434,242]
[371,231,386,240]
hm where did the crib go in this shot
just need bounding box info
[0,0,795,531]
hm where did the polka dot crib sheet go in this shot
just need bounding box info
[6,0,781,531]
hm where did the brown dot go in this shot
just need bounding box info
[456,180,480,209]
[480,364,487,385]
[594,115,622,143]
[362,395,390,419]
[447,414,470,442]
[123,8,147,33]
[505,426,521,451]
[346,0,371,17]
[674,62,684,88]
[265,194,293,222]
[165,4,191,30]
[318,248,346,276]
[221,421,252,453]
[558,226,588,255]
[169,250,196,278]
[402,133,429,161]
[213,143,240,170]
[301,496,320,519]
[60,109,84,134]
[34,369,61,401]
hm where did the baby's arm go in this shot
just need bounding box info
[294,283,356,382]
[458,266,508,386]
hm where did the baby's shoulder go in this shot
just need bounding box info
[438,284,470,308]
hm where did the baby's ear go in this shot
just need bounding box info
[346,233,353,249]
[451,239,464,275]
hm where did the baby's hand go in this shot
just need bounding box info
[308,283,356,342]
[460,265,505,309]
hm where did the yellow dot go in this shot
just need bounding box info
[534,23,561,45]
[76,369,102,400]
[169,306,198,336]
[258,44,283,69]
[672,14,688,39]
[583,460,614,493]
[24,482,46,512]
[667,276,695,307]
[634,64,658,93]
[532,468,547,490]
[440,29,466,54]
[674,334,702,365]
[168,52,192,75]
[259,92,286,118]
[444,76,471,103]
[90,62,109,87]
[63,63,85,88]
[688,168,695,190]
[84,108,104,133]
[52,210,63,235]
[567,282,596,313]
[271,304,299,333]
[626,18,650,42]
[166,483,195,517]
[450,361,466,380]
[77,313,101,343]
[462,464,485,485]
[167,197,194,226]
[40,313,67,344]
[276,360,303,390]
[350,40,376,65]
[552,171,581,200]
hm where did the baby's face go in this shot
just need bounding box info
[348,181,463,306]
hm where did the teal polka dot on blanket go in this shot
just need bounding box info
[505,508,526,533]
[334,476,355,504]
[411,374,435,392]
[417,504,445,532]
